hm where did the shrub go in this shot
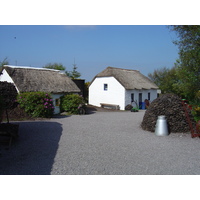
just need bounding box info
[192,106,200,122]
[60,93,84,114]
[190,91,200,122]
[125,104,133,110]
[17,92,54,118]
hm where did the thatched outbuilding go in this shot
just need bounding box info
[89,66,160,110]
[0,65,80,114]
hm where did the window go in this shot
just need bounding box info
[104,84,108,91]
[148,92,150,100]
[55,98,60,106]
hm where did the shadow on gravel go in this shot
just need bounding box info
[85,106,97,115]
[53,114,72,119]
[0,121,62,175]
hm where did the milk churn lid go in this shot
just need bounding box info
[158,115,166,119]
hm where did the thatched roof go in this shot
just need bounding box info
[91,66,159,90]
[1,65,80,93]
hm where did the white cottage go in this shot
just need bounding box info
[89,66,159,110]
[0,65,80,114]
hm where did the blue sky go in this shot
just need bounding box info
[0,25,179,82]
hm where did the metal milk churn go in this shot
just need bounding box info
[155,115,169,136]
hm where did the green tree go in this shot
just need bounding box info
[43,61,81,79]
[169,25,200,101]
[66,62,81,79]
[148,66,179,94]
[43,63,66,71]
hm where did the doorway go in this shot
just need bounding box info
[139,93,142,103]
[139,93,142,109]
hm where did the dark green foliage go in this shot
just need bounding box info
[170,25,200,52]
[65,63,81,79]
[17,92,54,118]
[148,66,179,94]
[192,107,200,122]
[190,91,200,122]
[149,26,200,102]
[43,62,81,79]
[43,63,66,71]
[60,94,85,114]
[169,25,200,101]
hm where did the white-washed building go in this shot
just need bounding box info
[89,66,159,110]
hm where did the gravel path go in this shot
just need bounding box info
[1,110,200,175]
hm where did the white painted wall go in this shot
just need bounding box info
[89,76,158,110]
[89,77,125,110]
[125,89,158,108]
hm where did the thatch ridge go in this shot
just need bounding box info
[2,66,80,93]
[91,66,159,90]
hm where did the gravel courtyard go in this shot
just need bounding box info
[1,110,200,175]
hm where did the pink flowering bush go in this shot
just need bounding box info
[17,92,54,118]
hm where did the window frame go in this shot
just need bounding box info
[104,83,108,91]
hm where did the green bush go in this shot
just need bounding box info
[190,91,200,122]
[60,94,84,114]
[17,92,54,118]
[192,106,200,122]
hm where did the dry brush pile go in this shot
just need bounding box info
[141,94,195,133]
